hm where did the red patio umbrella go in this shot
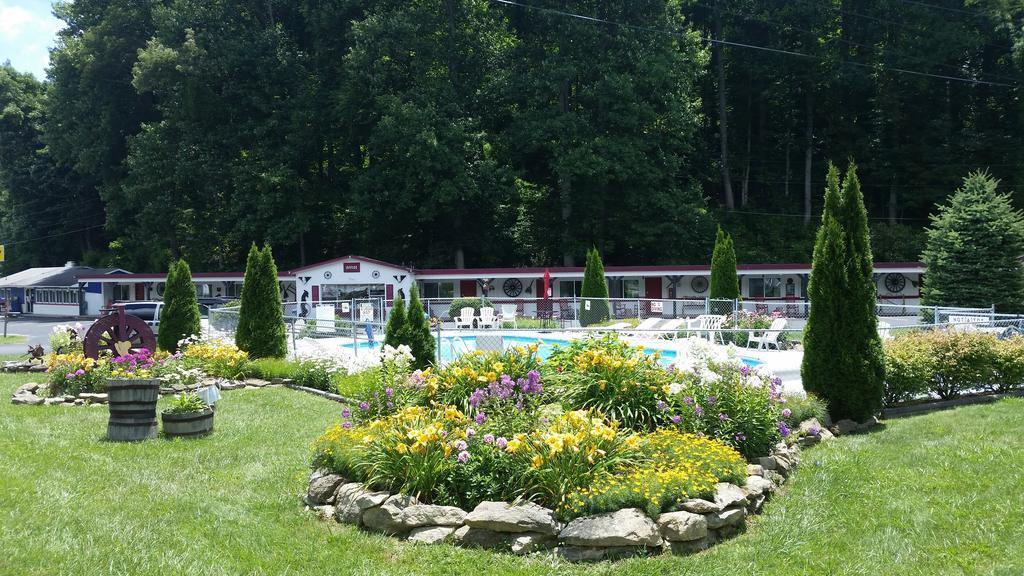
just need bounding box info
[542,269,551,299]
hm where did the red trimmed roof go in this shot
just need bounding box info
[289,254,414,274]
[415,261,924,276]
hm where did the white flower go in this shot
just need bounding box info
[667,382,684,395]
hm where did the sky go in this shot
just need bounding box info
[0,0,63,79]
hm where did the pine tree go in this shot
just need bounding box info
[235,244,287,358]
[157,259,201,352]
[802,162,884,422]
[404,284,435,369]
[579,248,610,326]
[384,295,407,348]
[709,226,740,300]
[922,171,1024,312]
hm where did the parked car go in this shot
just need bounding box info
[119,301,211,336]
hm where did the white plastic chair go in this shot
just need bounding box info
[748,318,787,349]
[477,307,497,329]
[687,314,727,343]
[455,307,475,329]
[498,304,517,329]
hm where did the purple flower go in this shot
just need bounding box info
[385,388,394,398]
[483,433,495,444]
[719,413,729,421]
[683,396,694,406]
[75,368,85,376]
[778,422,791,438]
[468,389,486,408]
[808,426,821,437]
[65,373,75,380]
[740,365,751,378]
[457,450,471,463]
[342,421,353,429]
[706,395,717,406]
[694,405,703,416]
[341,408,351,418]
[386,402,394,410]
[474,412,487,425]
[495,437,508,450]
[359,402,369,411]
[466,427,476,438]
[670,414,682,424]
[781,408,792,418]
[735,433,746,442]
[655,400,668,412]
[454,440,468,451]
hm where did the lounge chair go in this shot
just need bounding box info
[687,314,727,343]
[455,307,475,329]
[624,317,665,336]
[498,304,517,329]
[748,318,787,349]
[478,307,497,329]
[583,322,631,331]
[650,318,688,339]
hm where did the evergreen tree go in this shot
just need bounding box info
[922,172,1024,312]
[235,244,287,359]
[404,284,435,369]
[802,163,884,422]
[578,248,610,327]
[384,295,407,349]
[709,226,740,300]
[157,259,201,352]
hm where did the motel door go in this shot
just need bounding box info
[644,278,662,317]
[459,280,477,297]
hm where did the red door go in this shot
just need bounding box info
[312,285,319,304]
[459,280,477,297]
[134,283,145,301]
[644,277,662,299]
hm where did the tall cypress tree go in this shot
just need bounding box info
[709,226,740,300]
[802,162,883,422]
[404,284,435,369]
[579,248,610,326]
[157,259,201,352]
[384,295,407,348]
[235,244,287,358]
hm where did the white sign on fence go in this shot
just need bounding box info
[651,301,663,313]
[358,303,374,322]
[315,305,335,333]
[584,300,591,311]
[341,302,351,314]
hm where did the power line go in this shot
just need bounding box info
[895,0,989,18]
[2,223,104,246]
[491,0,1016,87]
[724,208,930,222]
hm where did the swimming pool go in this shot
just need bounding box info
[341,334,763,368]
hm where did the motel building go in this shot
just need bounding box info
[0,255,925,320]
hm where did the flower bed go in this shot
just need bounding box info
[307,334,821,560]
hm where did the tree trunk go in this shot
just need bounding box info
[559,77,574,267]
[712,0,734,211]
[803,90,814,226]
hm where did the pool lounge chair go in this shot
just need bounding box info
[455,307,475,329]
[687,314,727,343]
[748,317,787,349]
[497,304,517,329]
[650,317,688,339]
[478,307,497,329]
[624,317,665,336]
[582,322,631,331]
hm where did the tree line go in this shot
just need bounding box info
[1,0,1022,273]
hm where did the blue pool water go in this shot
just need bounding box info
[342,334,763,368]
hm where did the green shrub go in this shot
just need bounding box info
[722,310,780,347]
[883,334,934,404]
[432,343,543,411]
[157,259,201,353]
[578,248,610,327]
[246,357,299,380]
[781,392,829,427]
[384,295,407,348]
[292,358,338,391]
[709,226,740,300]
[164,391,206,414]
[447,297,491,320]
[883,330,1007,401]
[405,284,435,369]
[993,336,1024,392]
[235,244,287,359]
[45,353,107,395]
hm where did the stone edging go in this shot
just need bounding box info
[302,443,804,562]
[10,377,281,407]
[2,361,47,373]
[882,389,1024,419]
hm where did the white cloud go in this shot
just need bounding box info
[0,1,63,78]
[0,5,35,40]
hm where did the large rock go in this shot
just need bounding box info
[746,464,765,477]
[657,511,708,542]
[44,397,65,406]
[306,474,345,505]
[713,483,749,509]
[312,505,336,521]
[362,494,419,534]
[452,525,510,549]
[78,392,108,403]
[834,419,858,435]
[757,456,777,470]
[465,501,559,535]
[11,394,43,406]
[399,504,466,528]
[677,498,721,514]
[744,475,775,497]
[669,537,710,555]
[334,483,390,525]
[407,526,456,545]
[15,382,40,394]
[706,506,746,529]
[559,508,663,548]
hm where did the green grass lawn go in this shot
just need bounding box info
[2,372,1023,575]
[0,334,28,344]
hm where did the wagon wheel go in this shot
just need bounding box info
[83,307,157,359]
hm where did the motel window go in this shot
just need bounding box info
[620,279,641,299]
[35,289,78,305]
[114,285,131,301]
[748,276,782,299]
[559,281,582,298]
[422,282,455,299]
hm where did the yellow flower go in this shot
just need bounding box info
[531,455,543,468]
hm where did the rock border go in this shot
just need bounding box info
[303,442,810,562]
[10,377,284,407]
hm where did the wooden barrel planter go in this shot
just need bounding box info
[161,408,215,438]
[106,379,159,441]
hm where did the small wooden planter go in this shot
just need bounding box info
[107,378,160,442]
[161,407,215,438]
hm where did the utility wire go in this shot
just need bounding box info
[1,223,104,246]
[491,0,1016,87]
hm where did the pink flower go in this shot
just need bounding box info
[465,427,476,438]
[495,437,508,450]
[483,434,495,444]
[454,440,468,451]
[457,450,471,463]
